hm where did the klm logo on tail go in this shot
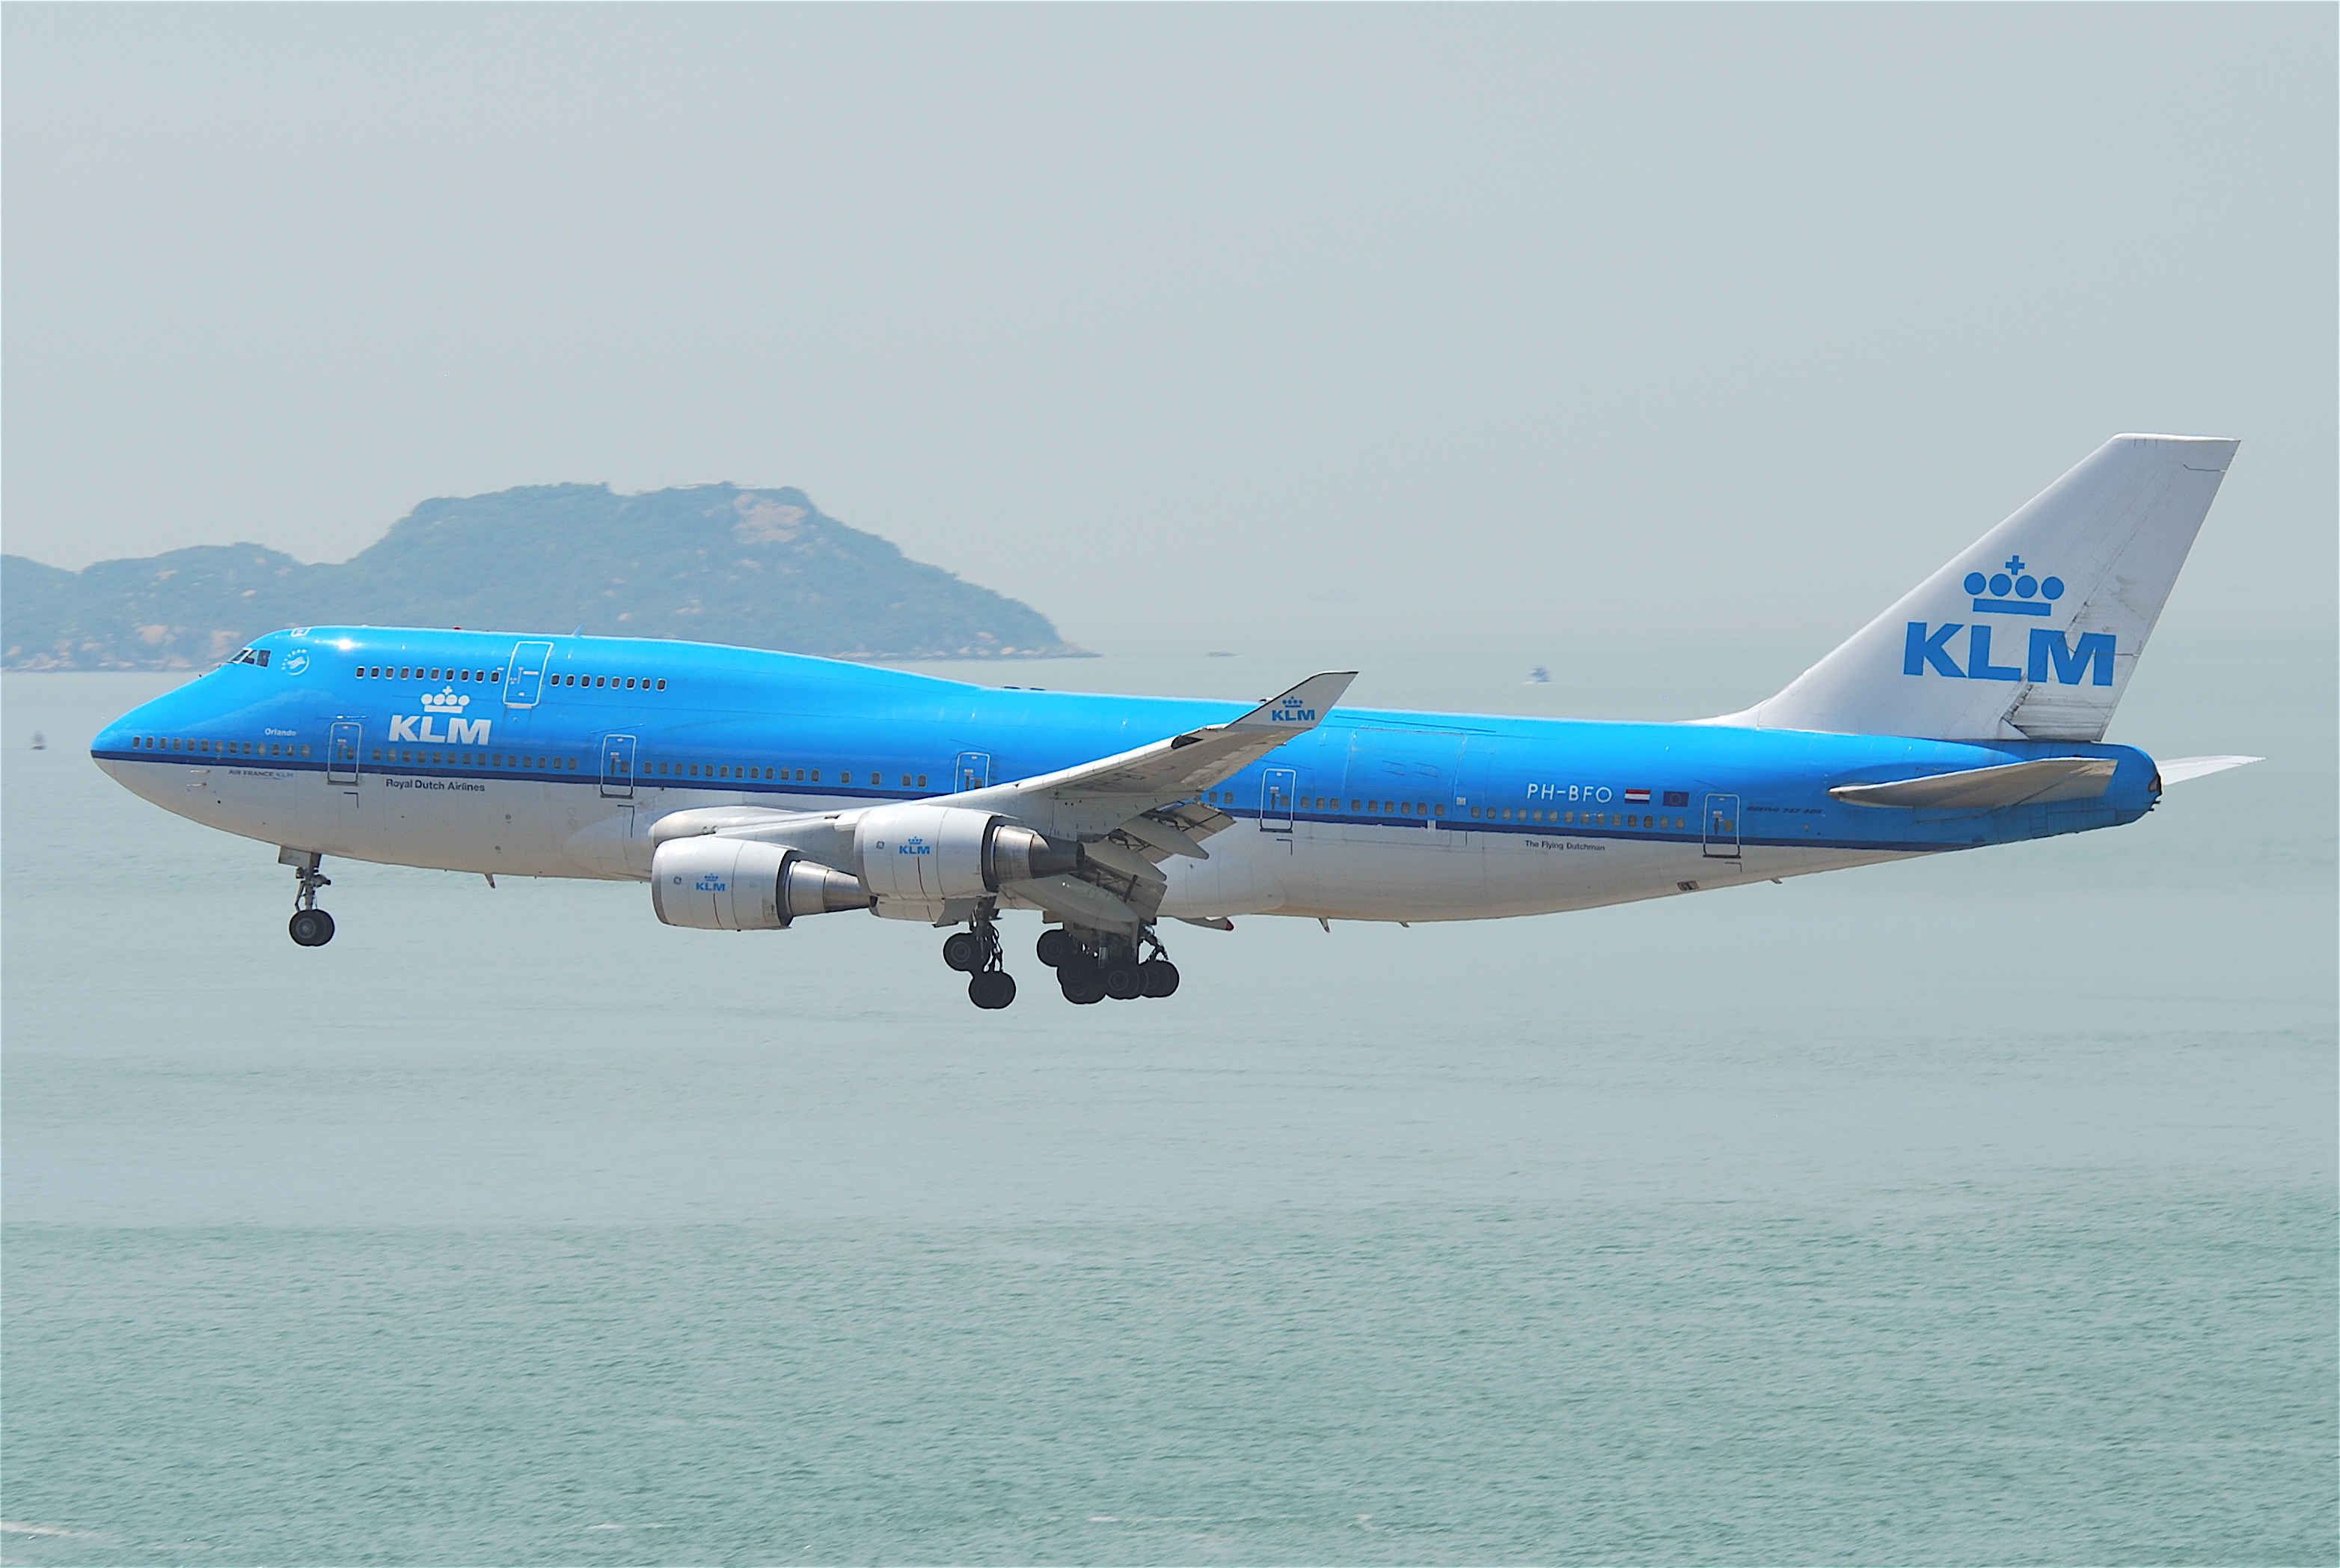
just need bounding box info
[1964,555,2065,616]
[1905,556,2113,685]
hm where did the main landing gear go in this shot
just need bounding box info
[1036,926,1178,1005]
[282,848,335,947]
[943,919,1017,1010]
[938,919,1181,1009]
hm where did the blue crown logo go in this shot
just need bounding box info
[1964,555,2064,616]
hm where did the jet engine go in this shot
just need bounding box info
[852,803,1078,910]
[650,836,872,931]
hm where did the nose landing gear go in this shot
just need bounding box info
[943,917,1018,1009]
[281,848,335,946]
[1037,925,1180,1004]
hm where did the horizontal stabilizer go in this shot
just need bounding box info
[2155,755,2262,785]
[1829,756,2116,809]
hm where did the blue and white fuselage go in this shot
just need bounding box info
[90,435,2258,1005]
[91,633,2157,914]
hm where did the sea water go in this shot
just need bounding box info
[3,634,2332,1565]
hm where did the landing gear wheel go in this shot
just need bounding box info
[1101,958,1143,1000]
[1059,964,1106,1005]
[1139,958,1180,998]
[943,931,983,972]
[969,970,1017,1009]
[1035,929,1077,969]
[288,908,336,947]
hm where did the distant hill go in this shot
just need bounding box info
[2,483,1085,670]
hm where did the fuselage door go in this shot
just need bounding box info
[327,720,362,785]
[955,752,991,792]
[503,641,554,708]
[1261,768,1297,832]
[1703,793,1742,860]
[600,734,637,799]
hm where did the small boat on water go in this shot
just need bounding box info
[1525,667,1550,685]
[29,731,45,750]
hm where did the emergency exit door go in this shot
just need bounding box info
[600,734,637,798]
[327,721,362,785]
[1703,793,1742,859]
[1261,768,1297,832]
[503,641,554,707]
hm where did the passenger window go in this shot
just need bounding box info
[489,670,500,682]
[842,772,852,784]
[656,679,667,690]
[916,775,927,788]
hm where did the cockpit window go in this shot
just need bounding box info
[224,647,271,667]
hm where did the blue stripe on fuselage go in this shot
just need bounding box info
[91,625,2160,854]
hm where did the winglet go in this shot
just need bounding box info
[1228,672,1356,733]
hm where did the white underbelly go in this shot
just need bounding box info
[120,758,1923,919]
[1162,820,1920,923]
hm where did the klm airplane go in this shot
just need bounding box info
[94,435,2259,1008]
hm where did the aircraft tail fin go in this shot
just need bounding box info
[1725,435,2239,741]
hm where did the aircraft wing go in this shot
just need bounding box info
[1828,756,2116,809]
[950,670,1357,845]
[643,670,1355,934]
[950,670,1354,930]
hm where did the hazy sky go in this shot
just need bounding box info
[5,4,2332,654]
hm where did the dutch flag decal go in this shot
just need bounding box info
[1623,788,1652,804]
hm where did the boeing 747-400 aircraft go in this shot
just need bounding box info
[96,435,2259,1008]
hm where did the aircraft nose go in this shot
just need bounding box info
[94,692,171,760]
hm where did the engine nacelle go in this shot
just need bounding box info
[650,836,870,931]
[852,803,1077,907]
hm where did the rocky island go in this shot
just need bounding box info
[3,483,1084,670]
